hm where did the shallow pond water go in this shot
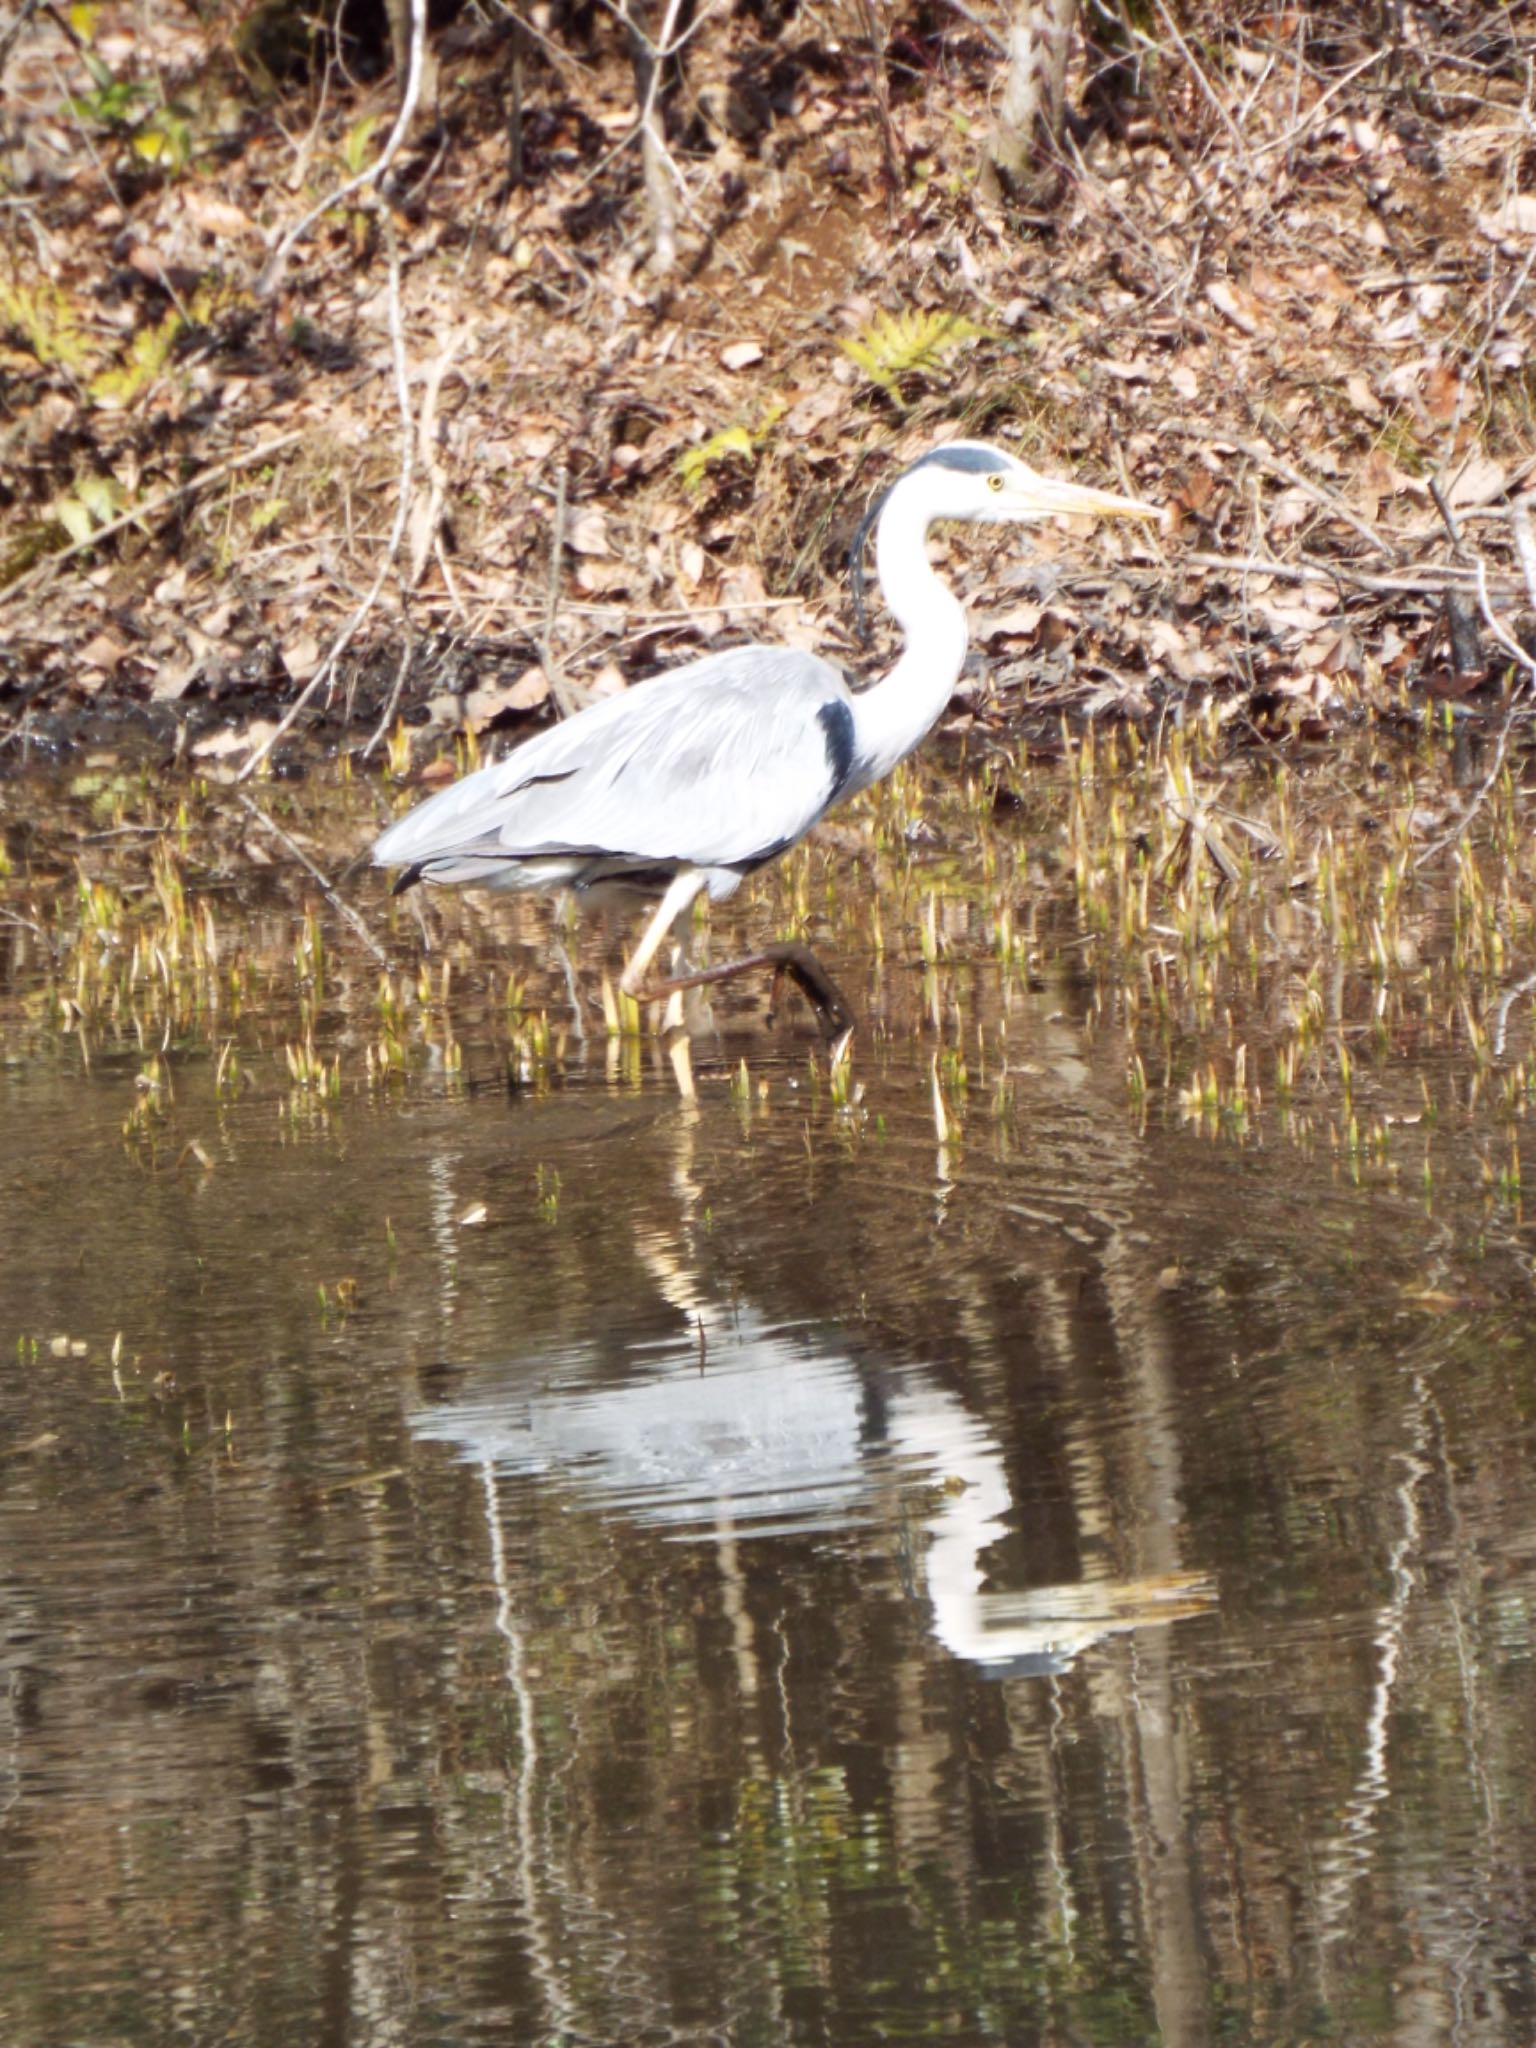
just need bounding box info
[4,752,1536,2046]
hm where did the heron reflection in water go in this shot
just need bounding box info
[374,442,1159,1034]
[410,1242,1212,1680]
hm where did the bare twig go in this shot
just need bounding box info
[570,0,713,265]
[1162,422,1399,560]
[45,53,136,231]
[935,0,1007,57]
[361,637,416,764]
[1511,496,1536,610]
[1145,0,1256,174]
[236,796,392,969]
[1472,555,1536,685]
[627,0,686,273]
[1251,48,1390,164]
[1414,510,1536,874]
[1427,476,1468,557]
[405,332,463,590]
[1183,552,1510,598]
[1411,687,1523,872]
[257,0,427,295]
[537,463,584,720]
[2,427,312,605]
[0,0,48,78]
[858,0,903,195]
[1493,964,1536,1058]
[239,239,416,779]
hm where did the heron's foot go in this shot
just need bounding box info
[640,942,856,1044]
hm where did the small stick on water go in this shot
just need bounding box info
[238,795,392,970]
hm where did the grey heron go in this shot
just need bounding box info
[372,441,1159,1029]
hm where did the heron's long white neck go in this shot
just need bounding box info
[846,488,969,793]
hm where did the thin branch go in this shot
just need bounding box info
[538,462,584,720]
[404,331,463,591]
[1162,422,1399,560]
[239,236,416,779]
[1472,553,1536,685]
[567,0,717,206]
[257,0,427,295]
[1145,0,1256,174]
[236,796,391,969]
[2,427,312,604]
[1414,518,1536,874]
[361,637,415,765]
[1184,552,1516,598]
[1511,495,1536,609]
[935,0,1007,57]
[1410,685,1523,873]
[0,0,49,79]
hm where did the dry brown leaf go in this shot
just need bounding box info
[984,603,1043,641]
[1289,261,1356,304]
[465,666,548,728]
[567,509,610,556]
[1208,281,1263,336]
[1478,196,1536,242]
[80,632,126,671]
[1168,362,1200,401]
[284,634,322,682]
[782,388,842,436]
[1142,617,1202,681]
[1256,591,1340,637]
[574,559,630,596]
[192,719,279,761]
[719,565,768,611]
[1353,446,1412,515]
[1447,455,1510,510]
[1268,488,1313,534]
[179,191,260,240]
[1344,373,1381,419]
[152,657,198,702]
[1421,364,1461,422]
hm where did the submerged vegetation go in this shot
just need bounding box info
[6,704,1536,1225]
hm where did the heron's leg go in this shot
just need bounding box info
[620,869,707,997]
[650,942,856,1042]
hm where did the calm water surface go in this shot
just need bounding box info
[3,857,1536,2046]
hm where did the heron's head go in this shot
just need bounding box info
[850,439,1161,638]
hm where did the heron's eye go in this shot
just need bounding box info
[985,473,1005,493]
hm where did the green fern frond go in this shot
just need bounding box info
[840,309,991,396]
[0,280,94,373]
[678,401,786,493]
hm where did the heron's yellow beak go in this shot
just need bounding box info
[1010,470,1163,526]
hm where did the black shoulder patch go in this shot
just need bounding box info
[392,863,425,896]
[818,698,856,793]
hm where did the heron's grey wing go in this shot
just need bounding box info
[374,646,854,875]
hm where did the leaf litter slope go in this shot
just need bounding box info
[0,3,1533,777]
